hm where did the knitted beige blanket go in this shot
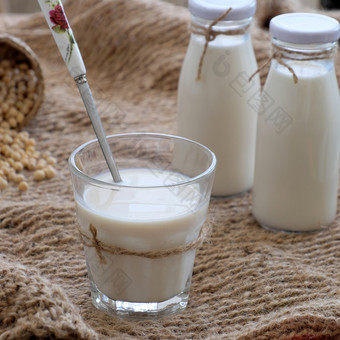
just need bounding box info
[0,0,339,339]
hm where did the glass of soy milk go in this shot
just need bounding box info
[68,133,216,318]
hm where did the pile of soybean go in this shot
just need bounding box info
[0,57,56,192]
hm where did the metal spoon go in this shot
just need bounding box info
[38,0,122,183]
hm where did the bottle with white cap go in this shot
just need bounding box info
[177,0,260,197]
[252,13,340,232]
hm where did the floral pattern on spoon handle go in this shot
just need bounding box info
[38,0,86,78]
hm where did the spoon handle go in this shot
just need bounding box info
[38,0,122,183]
[37,0,86,78]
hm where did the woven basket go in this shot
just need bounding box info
[0,33,44,129]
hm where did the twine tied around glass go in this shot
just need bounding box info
[249,44,338,84]
[191,8,250,81]
[78,223,211,264]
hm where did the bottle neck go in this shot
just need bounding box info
[269,39,338,82]
[191,15,252,36]
[272,38,337,63]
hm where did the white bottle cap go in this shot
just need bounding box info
[188,0,256,21]
[270,13,340,44]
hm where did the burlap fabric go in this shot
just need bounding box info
[0,0,339,339]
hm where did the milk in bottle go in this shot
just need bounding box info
[252,13,340,232]
[178,0,260,197]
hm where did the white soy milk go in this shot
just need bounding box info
[178,33,259,196]
[76,169,208,302]
[253,61,340,231]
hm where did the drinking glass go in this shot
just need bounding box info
[68,133,216,319]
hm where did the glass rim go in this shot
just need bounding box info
[68,132,217,190]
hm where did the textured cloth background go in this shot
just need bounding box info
[0,0,339,339]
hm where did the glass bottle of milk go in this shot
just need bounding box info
[177,0,259,197]
[253,13,340,232]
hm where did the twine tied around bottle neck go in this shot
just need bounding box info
[248,44,337,84]
[191,8,250,81]
[78,223,211,264]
